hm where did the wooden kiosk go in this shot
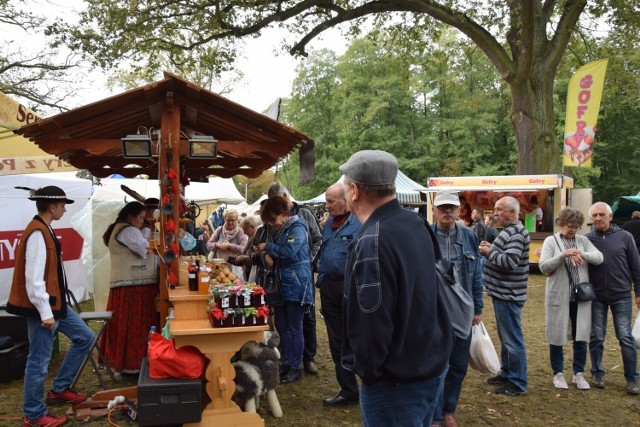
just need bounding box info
[15,72,314,426]
[169,286,267,426]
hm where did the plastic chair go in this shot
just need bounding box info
[66,290,117,389]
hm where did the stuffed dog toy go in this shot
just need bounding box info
[232,330,283,417]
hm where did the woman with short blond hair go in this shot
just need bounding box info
[539,207,603,390]
[206,209,248,262]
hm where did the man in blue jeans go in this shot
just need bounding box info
[587,202,640,394]
[341,150,452,426]
[7,186,94,427]
[431,191,484,427]
[479,196,530,396]
[317,183,361,406]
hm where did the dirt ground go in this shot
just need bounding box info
[2,273,640,426]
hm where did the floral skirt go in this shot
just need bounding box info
[100,284,157,374]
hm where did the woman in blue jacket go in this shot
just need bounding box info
[258,196,313,384]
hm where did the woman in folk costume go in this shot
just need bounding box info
[539,207,603,390]
[101,201,158,376]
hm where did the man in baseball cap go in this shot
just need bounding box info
[431,190,484,426]
[340,150,452,426]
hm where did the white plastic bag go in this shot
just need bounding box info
[469,321,500,374]
[248,265,258,283]
[632,314,640,348]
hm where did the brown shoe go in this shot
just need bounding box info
[443,414,458,427]
[303,360,318,375]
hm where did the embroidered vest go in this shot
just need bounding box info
[7,216,67,319]
[108,223,157,288]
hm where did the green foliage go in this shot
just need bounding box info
[60,0,599,174]
[279,29,515,199]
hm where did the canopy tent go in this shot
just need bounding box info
[225,194,268,217]
[78,176,244,310]
[300,170,427,205]
[612,192,640,225]
[92,176,245,206]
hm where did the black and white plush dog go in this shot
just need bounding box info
[232,330,283,418]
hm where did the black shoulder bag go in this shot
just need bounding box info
[261,252,283,307]
[554,236,596,302]
[425,219,474,339]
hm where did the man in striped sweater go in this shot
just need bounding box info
[478,196,530,396]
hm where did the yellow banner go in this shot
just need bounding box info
[0,91,41,130]
[563,59,608,168]
[0,156,76,175]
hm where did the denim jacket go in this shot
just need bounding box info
[432,224,484,315]
[317,213,361,287]
[265,216,313,305]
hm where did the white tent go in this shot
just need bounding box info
[0,173,92,306]
[300,170,427,205]
[226,194,268,217]
[92,176,245,206]
[73,176,245,310]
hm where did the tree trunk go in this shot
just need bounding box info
[509,63,563,175]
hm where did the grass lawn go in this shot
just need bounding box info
[2,273,640,426]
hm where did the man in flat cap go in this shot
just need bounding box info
[7,186,94,427]
[431,191,484,427]
[340,150,452,426]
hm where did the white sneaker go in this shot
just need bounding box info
[553,372,568,389]
[573,372,591,390]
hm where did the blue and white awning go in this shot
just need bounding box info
[300,170,427,205]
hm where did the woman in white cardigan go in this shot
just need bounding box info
[539,207,603,390]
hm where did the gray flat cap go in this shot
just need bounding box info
[339,150,398,186]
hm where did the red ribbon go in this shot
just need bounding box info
[168,270,178,285]
[165,217,176,232]
[209,308,226,320]
[257,306,269,318]
[167,168,177,181]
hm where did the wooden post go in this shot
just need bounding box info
[158,91,181,327]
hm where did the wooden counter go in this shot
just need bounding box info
[169,286,267,427]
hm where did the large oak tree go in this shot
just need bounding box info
[59,0,623,173]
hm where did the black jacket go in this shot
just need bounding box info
[342,199,452,385]
[587,224,640,302]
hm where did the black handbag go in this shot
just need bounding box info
[263,270,283,306]
[554,236,596,302]
[574,281,596,302]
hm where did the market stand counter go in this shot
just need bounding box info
[169,285,267,426]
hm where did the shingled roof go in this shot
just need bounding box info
[14,72,312,180]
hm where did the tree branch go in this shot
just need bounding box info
[546,0,587,69]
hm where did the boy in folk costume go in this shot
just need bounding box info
[7,186,94,427]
